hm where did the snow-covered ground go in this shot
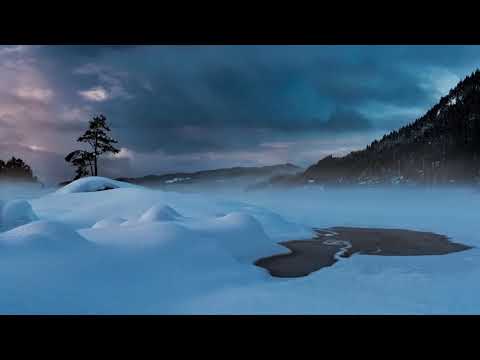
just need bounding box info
[1,177,479,314]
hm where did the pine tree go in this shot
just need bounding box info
[69,114,120,177]
[65,150,94,180]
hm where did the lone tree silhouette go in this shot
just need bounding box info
[66,114,120,177]
[65,150,94,180]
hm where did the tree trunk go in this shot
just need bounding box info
[94,131,98,176]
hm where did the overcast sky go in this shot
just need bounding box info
[1,45,479,184]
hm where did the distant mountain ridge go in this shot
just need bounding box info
[295,69,480,186]
[116,163,302,190]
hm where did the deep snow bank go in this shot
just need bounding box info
[56,176,139,194]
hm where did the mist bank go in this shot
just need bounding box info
[0,181,52,201]
[217,185,480,239]
[65,163,303,193]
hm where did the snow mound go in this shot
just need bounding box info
[82,221,193,249]
[1,200,39,231]
[0,220,91,250]
[92,216,127,229]
[240,206,313,240]
[138,205,183,223]
[56,176,139,194]
[215,212,265,230]
[196,212,285,262]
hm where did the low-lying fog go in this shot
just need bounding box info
[0,182,53,202]
[230,186,479,236]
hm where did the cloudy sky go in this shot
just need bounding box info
[1,45,479,184]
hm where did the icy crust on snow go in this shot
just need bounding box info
[0,200,38,231]
[55,176,139,194]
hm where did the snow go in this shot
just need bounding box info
[185,212,286,262]
[0,199,39,231]
[165,177,191,184]
[448,96,457,106]
[81,221,195,249]
[0,220,91,251]
[138,205,183,222]
[1,176,480,314]
[0,221,91,252]
[55,176,139,194]
[92,216,127,229]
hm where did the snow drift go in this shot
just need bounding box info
[56,176,139,194]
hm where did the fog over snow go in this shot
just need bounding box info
[0,177,479,314]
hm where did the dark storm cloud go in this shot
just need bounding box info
[318,108,373,132]
[309,57,430,107]
[26,46,391,153]
[32,47,473,154]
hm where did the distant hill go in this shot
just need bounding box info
[116,163,302,191]
[269,69,480,188]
